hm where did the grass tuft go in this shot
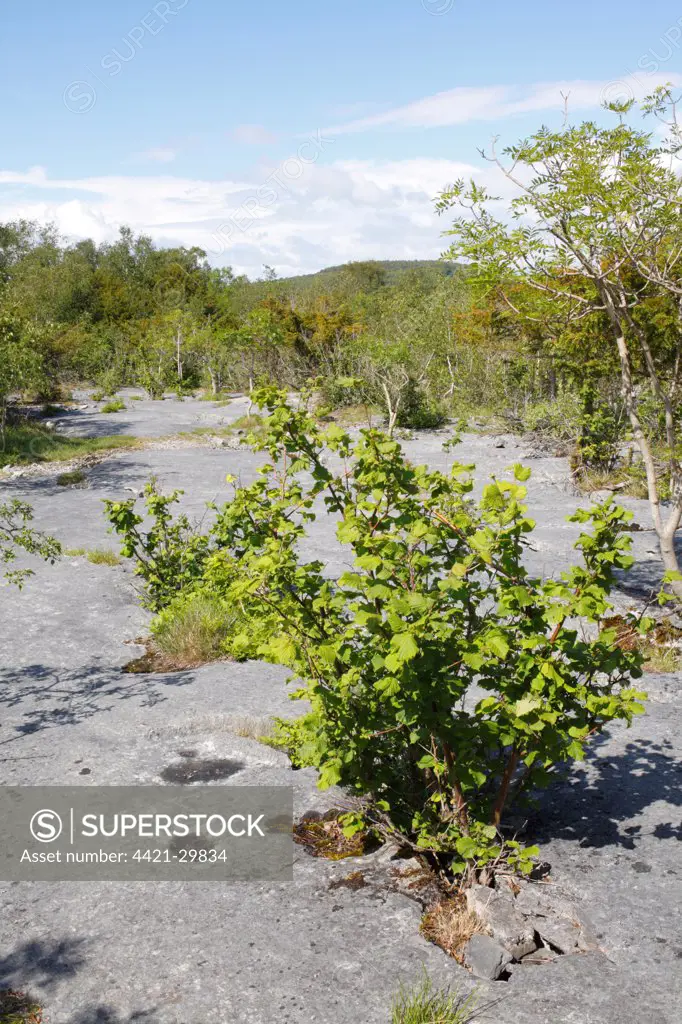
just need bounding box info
[391,974,480,1024]
[232,414,265,430]
[86,548,121,566]
[63,547,86,557]
[100,399,126,413]
[420,897,484,961]
[150,593,236,666]
[56,469,86,487]
[200,391,233,404]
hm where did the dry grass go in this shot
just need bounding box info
[577,467,649,499]
[86,548,121,566]
[150,594,236,667]
[643,644,682,673]
[420,896,485,961]
[603,614,682,674]
[326,404,382,427]
[145,713,277,742]
[225,714,278,741]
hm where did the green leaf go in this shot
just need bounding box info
[514,696,541,718]
[487,633,510,659]
[416,754,437,770]
[374,676,401,696]
[390,632,419,663]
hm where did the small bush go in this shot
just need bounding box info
[86,548,121,566]
[100,399,126,413]
[320,375,369,410]
[522,392,582,440]
[323,404,381,427]
[91,390,109,402]
[208,389,647,880]
[105,391,648,884]
[394,378,447,430]
[200,391,232,402]
[94,368,124,397]
[56,470,86,487]
[105,482,214,611]
[391,975,479,1024]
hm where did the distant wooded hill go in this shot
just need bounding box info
[263,258,464,299]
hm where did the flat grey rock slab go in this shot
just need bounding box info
[53,390,255,440]
[0,400,680,1022]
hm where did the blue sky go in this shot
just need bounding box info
[1,0,681,276]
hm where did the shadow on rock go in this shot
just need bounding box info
[68,1008,159,1024]
[530,733,682,850]
[0,937,87,991]
[0,661,194,744]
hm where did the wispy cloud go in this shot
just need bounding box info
[231,124,278,145]
[325,74,682,135]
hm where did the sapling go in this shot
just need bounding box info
[202,388,647,879]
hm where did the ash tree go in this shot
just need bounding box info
[437,87,682,597]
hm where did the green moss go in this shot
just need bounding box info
[56,469,86,487]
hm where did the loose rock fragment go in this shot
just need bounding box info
[466,885,537,958]
[464,933,513,980]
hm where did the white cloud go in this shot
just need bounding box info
[0,158,485,278]
[325,73,682,134]
[231,124,278,145]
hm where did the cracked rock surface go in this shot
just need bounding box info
[0,396,680,1023]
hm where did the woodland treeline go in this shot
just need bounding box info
[0,220,577,432]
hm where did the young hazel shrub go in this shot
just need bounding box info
[105,388,647,880]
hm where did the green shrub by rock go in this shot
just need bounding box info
[105,389,647,881]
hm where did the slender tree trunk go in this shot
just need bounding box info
[380,381,398,436]
[176,327,183,381]
[607,308,682,598]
